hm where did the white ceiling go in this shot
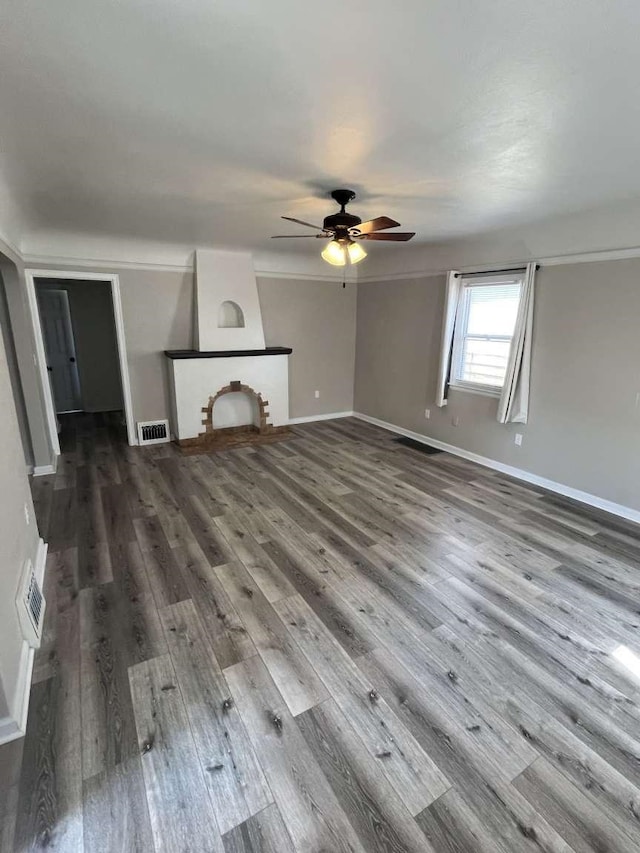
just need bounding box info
[2,0,640,259]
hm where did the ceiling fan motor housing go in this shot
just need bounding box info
[324,188,361,236]
[323,212,362,233]
[273,187,414,245]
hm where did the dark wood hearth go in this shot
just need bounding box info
[177,423,292,454]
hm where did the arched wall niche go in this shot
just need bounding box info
[217,300,245,328]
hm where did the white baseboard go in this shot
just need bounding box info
[32,464,56,476]
[353,411,640,526]
[288,410,354,425]
[0,538,48,745]
[0,643,35,745]
[34,537,48,586]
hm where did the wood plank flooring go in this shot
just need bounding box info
[3,411,640,851]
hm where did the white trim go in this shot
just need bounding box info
[32,463,57,477]
[448,382,501,399]
[24,254,361,283]
[534,245,640,268]
[352,411,640,525]
[0,230,23,262]
[23,254,193,273]
[0,538,48,745]
[25,270,60,456]
[34,537,48,585]
[24,269,137,450]
[109,276,137,446]
[357,269,444,283]
[358,244,640,283]
[21,240,640,287]
[256,269,355,283]
[0,645,34,745]
[288,410,354,425]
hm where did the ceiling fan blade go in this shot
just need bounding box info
[281,215,325,231]
[350,216,401,235]
[271,234,324,238]
[359,232,415,242]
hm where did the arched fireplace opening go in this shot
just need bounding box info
[192,380,289,450]
[205,382,267,433]
[211,390,259,429]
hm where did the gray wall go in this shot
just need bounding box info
[258,277,357,418]
[117,269,194,425]
[36,279,123,413]
[0,249,41,726]
[27,265,358,431]
[355,258,640,511]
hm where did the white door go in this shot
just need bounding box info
[37,288,82,413]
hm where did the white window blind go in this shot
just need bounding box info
[451,279,522,391]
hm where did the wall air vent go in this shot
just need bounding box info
[137,419,170,445]
[16,560,46,648]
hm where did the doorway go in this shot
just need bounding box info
[25,270,136,454]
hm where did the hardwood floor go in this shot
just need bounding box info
[2,411,640,851]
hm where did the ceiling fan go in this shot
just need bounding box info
[272,189,415,267]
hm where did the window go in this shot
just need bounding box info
[450,276,522,395]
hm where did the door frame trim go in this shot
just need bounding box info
[25,269,136,453]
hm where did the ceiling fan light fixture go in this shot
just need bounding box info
[347,241,367,264]
[274,188,414,264]
[321,240,347,266]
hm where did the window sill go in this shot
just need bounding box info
[449,383,502,399]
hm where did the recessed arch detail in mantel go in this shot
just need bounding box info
[217,300,245,328]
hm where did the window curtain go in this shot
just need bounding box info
[435,270,460,407]
[497,262,536,424]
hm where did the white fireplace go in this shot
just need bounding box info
[165,249,291,444]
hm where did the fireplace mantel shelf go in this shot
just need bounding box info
[164,346,292,359]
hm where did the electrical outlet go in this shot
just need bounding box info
[515,433,523,446]
[24,503,30,526]
[314,390,320,399]
[452,416,459,427]
[424,408,431,419]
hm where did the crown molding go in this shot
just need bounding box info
[255,268,357,283]
[357,268,445,283]
[21,238,640,283]
[536,244,640,267]
[0,230,23,264]
[22,253,361,282]
[22,253,194,273]
[357,243,640,283]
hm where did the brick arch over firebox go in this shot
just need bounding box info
[200,380,272,437]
